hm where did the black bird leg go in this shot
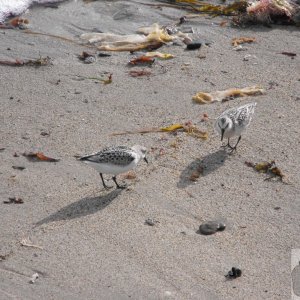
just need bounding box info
[221,138,234,150]
[229,136,242,153]
[112,176,127,189]
[99,173,113,190]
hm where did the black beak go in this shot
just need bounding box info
[221,129,225,141]
[144,157,148,164]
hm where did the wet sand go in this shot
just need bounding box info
[0,1,300,299]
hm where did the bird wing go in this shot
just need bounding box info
[236,103,256,125]
[80,147,135,165]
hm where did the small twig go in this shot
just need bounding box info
[20,238,43,250]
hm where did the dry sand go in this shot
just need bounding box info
[1,1,300,299]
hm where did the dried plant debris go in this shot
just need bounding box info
[0,252,12,261]
[29,273,39,284]
[235,0,299,25]
[129,56,155,66]
[0,56,51,67]
[80,23,173,52]
[12,166,26,170]
[78,51,96,63]
[128,69,152,77]
[22,152,60,162]
[225,267,242,279]
[121,171,137,180]
[20,237,43,250]
[111,122,208,139]
[280,51,297,58]
[198,221,226,235]
[145,51,174,59]
[245,160,286,181]
[0,17,29,29]
[232,37,256,47]
[192,86,264,104]
[145,218,160,226]
[189,165,204,181]
[4,197,24,204]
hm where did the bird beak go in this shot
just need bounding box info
[144,157,148,164]
[221,129,225,141]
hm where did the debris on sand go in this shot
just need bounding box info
[78,51,96,64]
[0,17,29,29]
[145,218,159,226]
[3,197,24,204]
[129,55,155,66]
[20,237,43,250]
[245,160,286,181]
[189,166,204,182]
[111,122,208,139]
[22,152,60,162]
[225,267,242,279]
[280,51,297,58]
[80,23,174,52]
[145,51,174,59]
[232,37,256,47]
[234,0,299,25]
[0,56,51,67]
[29,273,39,284]
[128,69,152,77]
[192,86,264,104]
[198,221,226,235]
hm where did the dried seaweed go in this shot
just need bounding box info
[3,197,24,204]
[145,51,174,59]
[245,160,286,181]
[111,122,208,139]
[232,37,256,47]
[128,69,152,77]
[192,86,264,104]
[0,56,51,67]
[129,56,155,65]
[22,152,60,162]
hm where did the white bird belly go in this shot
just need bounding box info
[83,160,137,175]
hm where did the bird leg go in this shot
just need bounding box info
[112,176,127,189]
[229,136,241,153]
[99,173,113,190]
[221,138,234,150]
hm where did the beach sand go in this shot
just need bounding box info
[0,1,300,299]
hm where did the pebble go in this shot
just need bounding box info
[225,267,242,279]
[84,56,96,64]
[145,218,159,226]
[186,41,202,50]
[198,221,226,235]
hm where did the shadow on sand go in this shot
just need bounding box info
[177,149,229,188]
[35,189,123,226]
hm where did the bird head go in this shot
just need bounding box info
[132,145,148,164]
[217,116,232,141]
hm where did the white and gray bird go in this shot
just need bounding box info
[79,145,148,189]
[214,102,257,151]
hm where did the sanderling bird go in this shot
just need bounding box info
[215,102,256,151]
[79,145,148,189]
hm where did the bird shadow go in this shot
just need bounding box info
[177,149,229,188]
[35,189,122,226]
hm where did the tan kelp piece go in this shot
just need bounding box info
[192,86,265,104]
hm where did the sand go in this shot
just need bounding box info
[0,0,300,299]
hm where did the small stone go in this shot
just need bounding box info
[225,267,242,279]
[274,206,281,210]
[186,41,202,50]
[145,218,159,226]
[29,273,39,284]
[40,131,49,136]
[198,221,226,235]
[84,56,96,64]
